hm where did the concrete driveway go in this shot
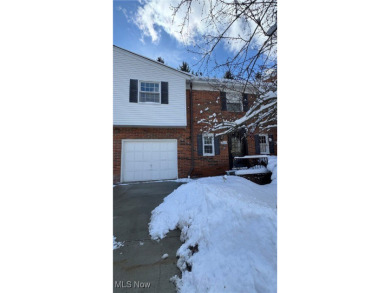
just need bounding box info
[113,181,185,293]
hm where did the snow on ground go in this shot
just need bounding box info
[173,178,193,183]
[113,236,124,250]
[114,178,193,186]
[149,162,277,293]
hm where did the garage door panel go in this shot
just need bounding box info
[123,171,135,182]
[152,161,161,170]
[143,143,153,151]
[133,151,143,160]
[139,171,148,181]
[165,169,176,178]
[133,172,143,182]
[160,152,168,160]
[124,152,135,162]
[168,152,176,160]
[150,152,160,161]
[125,143,135,151]
[134,143,144,151]
[122,140,178,182]
[151,170,161,180]
[143,151,152,160]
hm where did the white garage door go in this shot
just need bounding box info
[121,139,178,182]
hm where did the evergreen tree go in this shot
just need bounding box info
[179,61,191,73]
[223,70,234,80]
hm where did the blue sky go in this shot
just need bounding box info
[113,0,231,77]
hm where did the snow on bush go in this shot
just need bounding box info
[235,166,269,175]
[113,236,124,250]
[267,156,277,182]
[149,175,276,292]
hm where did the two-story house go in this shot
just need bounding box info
[113,45,276,183]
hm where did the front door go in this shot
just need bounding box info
[228,133,248,169]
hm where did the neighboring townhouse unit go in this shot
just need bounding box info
[113,45,276,183]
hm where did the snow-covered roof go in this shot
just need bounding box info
[114,46,275,92]
[191,76,245,85]
[189,76,260,93]
[113,45,193,77]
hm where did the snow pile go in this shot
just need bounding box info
[113,236,124,250]
[266,156,277,182]
[149,176,276,293]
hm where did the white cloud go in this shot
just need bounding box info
[117,6,131,23]
[133,0,205,45]
[133,3,162,43]
[132,0,270,53]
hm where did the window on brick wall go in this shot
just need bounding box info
[259,134,270,154]
[226,92,242,112]
[203,134,215,156]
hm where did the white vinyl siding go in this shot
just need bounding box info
[113,47,188,126]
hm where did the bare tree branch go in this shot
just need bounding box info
[171,0,277,135]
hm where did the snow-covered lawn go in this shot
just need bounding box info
[149,157,277,292]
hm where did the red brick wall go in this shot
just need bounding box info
[113,89,277,183]
[113,127,191,183]
[268,127,277,155]
[192,90,229,177]
[192,89,277,176]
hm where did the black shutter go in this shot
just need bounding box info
[243,93,249,111]
[161,82,169,104]
[269,134,275,154]
[129,79,138,103]
[254,134,260,154]
[214,135,220,155]
[220,92,227,111]
[197,134,203,155]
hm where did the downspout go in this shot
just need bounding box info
[188,80,194,177]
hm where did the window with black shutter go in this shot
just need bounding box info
[226,92,242,112]
[130,80,169,104]
[139,81,160,103]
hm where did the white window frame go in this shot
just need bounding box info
[226,92,243,112]
[202,134,215,156]
[138,81,161,104]
[258,134,270,155]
